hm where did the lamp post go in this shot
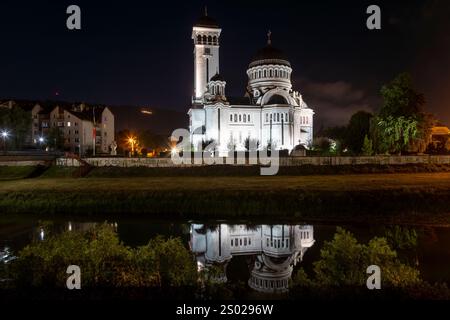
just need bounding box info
[1,130,9,155]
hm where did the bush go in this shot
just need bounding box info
[8,224,197,290]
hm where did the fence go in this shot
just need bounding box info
[53,155,450,167]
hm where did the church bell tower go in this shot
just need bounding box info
[192,8,221,104]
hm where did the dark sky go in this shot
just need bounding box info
[0,0,449,128]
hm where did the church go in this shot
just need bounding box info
[188,11,314,154]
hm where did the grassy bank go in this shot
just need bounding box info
[0,172,449,224]
[2,163,450,179]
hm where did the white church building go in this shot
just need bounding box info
[188,11,314,154]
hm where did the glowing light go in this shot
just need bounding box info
[1,131,8,138]
[127,136,137,154]
[141,108,153,115]
[171,147,178,155]
[39,137,44,143]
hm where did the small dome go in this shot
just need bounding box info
[195,14,219,28]
[210,73,224,81]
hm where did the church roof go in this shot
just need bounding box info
[249,44,291,68]
[210,73,224,81]
[249,32,291,68]
[194,14,219,28]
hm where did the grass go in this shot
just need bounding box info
[0,166,40,180]
[0,172,449,224]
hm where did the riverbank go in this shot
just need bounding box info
[0,169,449,224]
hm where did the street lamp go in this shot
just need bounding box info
[1,130,9,155]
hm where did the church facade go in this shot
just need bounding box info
[188,12,314,154]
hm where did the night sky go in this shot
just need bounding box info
[1,0,449,129]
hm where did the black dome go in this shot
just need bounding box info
[249,44,291,68]
[195,15,219,28]
[210,73,224,81]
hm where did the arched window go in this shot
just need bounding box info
[248,114,250,122]
[207,35,212,44]
[197,35,202,43]
[202,35,207,43]
[239,114,242,122]
[230,114,233,122]
[213,36,217,45]
[285,113,288,121]
[243,114,246,122]
[265,113,268,122]
[277,113,280,122]
[234,114,237,122]
[281,113,284,121]
[270,114,273,121]
[269,69,272,77]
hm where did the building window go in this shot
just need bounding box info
[231,239,233,246]
[234,114,237,122]
[248,238,251,245]
[265,113,268,122]
[277,113,280,122]
[281,113,284,121]
[239,114,241,122]
[243,114,246,122]
[67,122,71,127]
[230,114,233,122]
[286,113,288,121]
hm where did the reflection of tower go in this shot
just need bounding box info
[189,223,315,294]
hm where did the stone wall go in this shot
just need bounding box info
[54,155,450,167]
[0,160,48,166]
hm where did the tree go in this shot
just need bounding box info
[380,73,425,118]
[0,106,32,150]
[375,116,419,154]
[361,134,373,156]
[47,127,64,150]
[346,111,373,154]
[295,227,420,288]
[375,72,434,154]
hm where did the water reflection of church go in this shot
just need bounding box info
[190,224,314,293]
